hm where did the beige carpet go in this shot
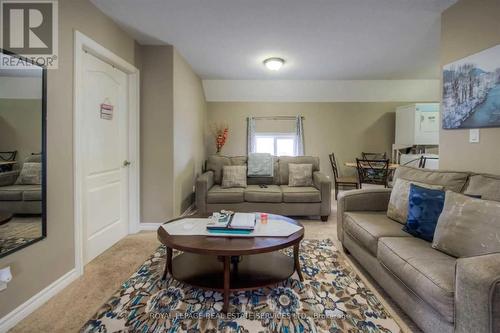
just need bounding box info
[10,191,419,333]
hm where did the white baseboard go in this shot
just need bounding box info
[139,205,197,231]
[0,269,79,333]
[138,222,163,231]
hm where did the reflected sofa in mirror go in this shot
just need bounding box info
[0,50,46,258]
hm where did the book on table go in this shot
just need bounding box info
[206,212,256,234]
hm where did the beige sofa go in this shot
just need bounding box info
[0,154,42,215]
[337,166,500,333]
[196,155,331,220]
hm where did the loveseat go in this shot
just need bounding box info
[337,166,500,333]
[196,155,331,220]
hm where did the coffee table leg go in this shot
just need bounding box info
[223,256,230,313]
[162,247,173,280]
[294,243,304,282]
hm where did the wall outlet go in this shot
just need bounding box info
[0,266,12,291]
[469,129,480,143]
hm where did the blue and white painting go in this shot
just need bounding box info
[442,44,500,129]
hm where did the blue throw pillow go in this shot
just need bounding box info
[403,184,445,242]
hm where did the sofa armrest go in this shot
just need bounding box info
[337,188,392,243]
[313,171,332,218]
[455,253,500,333]
[0,171,19,187]
[195,171,214,214]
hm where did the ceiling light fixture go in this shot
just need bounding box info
[263,57,285,71]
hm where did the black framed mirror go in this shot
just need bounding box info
[0,49,46,258]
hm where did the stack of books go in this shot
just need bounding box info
[206,211,256,235]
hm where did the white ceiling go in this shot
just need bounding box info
[91,0,456,80]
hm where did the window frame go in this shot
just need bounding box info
[254,132,297,156]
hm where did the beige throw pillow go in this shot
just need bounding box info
[288,163,313,187]
[432,191,500,258]
[387,178,443,224]
[15,162,42,185]
[221,166,247,188]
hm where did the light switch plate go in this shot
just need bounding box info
[469,129,480,143]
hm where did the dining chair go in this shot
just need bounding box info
[418,156,439,169]
[0,151,17,172]
[362,152,387,160]
[356,158,390,188]
[0,151,17,162]
[329,153,359,200]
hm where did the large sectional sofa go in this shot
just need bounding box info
[196,155,332,220]
[337,166,500,333]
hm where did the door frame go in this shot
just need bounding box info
[73,31,140,275]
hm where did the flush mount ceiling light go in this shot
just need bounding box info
[263,57,285,71]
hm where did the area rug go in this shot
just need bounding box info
[0,236,37,255]
[80,239,401,332]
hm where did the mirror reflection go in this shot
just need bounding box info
[0,51,45,257]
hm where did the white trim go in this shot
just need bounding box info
[73,31,140,275]
[202,79,440,102]
[0,269,78,333]
[138,223,164,231]
[138,204,196,231]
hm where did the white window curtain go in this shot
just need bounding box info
[295,115,305,156]
[247,117,256,154]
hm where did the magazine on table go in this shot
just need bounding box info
[206,212,256,231]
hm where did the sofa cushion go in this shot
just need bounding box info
[393,166,469,192]
[281,185,320,203]
[378,237,456,323]
[344,212,411,256]
[244,185,282,203]
[387,178,443,224]
[464,174,500,202]
[288,163,313,187]
[433,191,500,258]
[278,156,320,185]
[15,162,42,185]
[206,156,248,185]
[207,185,244,203]
[403,184,445,242]
[206,156,231,185]
[0,187,23,201]
[221,166,247,188]
[0,185,41,201]
[23,190,42,201]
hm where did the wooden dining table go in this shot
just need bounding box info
[345,162,399,169]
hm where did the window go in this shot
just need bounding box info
[254,133,297,156]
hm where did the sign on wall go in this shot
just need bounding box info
[100,103,113,120]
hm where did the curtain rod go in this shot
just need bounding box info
[249,116,304,120]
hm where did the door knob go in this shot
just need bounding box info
[123,160,131,167]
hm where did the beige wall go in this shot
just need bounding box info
[137,46,207,220]
[173,50,207,215]
[0,99,42,164]
[440,0,500,174]
[207,102,408,178]
[0,0,138,319]
[138,45,175,222]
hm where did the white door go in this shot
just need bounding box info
[82,52,129,264]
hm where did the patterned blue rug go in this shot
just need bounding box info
[81,239,400,332]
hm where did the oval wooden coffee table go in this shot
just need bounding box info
[157,213,304,313]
